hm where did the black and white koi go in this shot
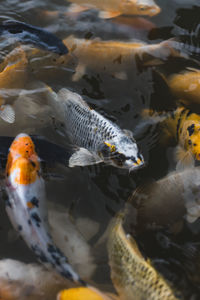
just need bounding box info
[54,89,144,170]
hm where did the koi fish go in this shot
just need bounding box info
[107,213,180,300]
[129,166,200,226]
[142,107,200,170]
[165,68,200,109]
[57,287,118,300]
[63,36,180,81]
[67,0,161,19]
[5,133,85,284]
[53,88,144,170]
[0,20,68,55]
[0,46,29,123]
[0,258,69,300]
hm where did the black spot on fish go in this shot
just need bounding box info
[4,196,12,208]
[130,156,137,164]
[186,110,193,117]
[60,270,73,280]
[176,108,187,140]
[30,197,39,208]
[187,124,195,136]
[188,139,192,145]
[47,243,57,254]
[17,225,22,231]
[31,245,48,263]
[30,161,36,167]
[31,212,41,227]
[51,254,61,266]
[38,252,48,263]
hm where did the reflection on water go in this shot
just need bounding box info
[0,0,200,298]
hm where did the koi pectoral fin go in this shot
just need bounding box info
[0,104,15,123]
[69,148,103,167]
[68,3,89,14]
[98,11,121,19]
[113,71,127,80]
[72,63,86,81]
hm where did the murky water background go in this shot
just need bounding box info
[0,0,200,298]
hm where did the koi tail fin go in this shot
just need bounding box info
[175,146,195,171]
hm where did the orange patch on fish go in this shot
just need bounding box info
[58,287,111,300]
[27,201,35,209]
[6,135,40,184]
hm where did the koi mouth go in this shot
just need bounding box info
[133,158,143,166]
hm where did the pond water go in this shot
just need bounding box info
[0,0,200,299]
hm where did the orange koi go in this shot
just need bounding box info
[57,287,118,300]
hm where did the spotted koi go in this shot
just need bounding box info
[142,107,200,169]
[5,133,85,284]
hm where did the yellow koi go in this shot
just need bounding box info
[142,106,200,169]
[67,0,161,19]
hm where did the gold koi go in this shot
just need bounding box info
[63,36,180,81]
[67,0,161,19]
[107,213,180,300]
[165,68,200,109]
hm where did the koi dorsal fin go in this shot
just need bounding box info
[58,88,90,109]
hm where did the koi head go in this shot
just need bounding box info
[6,133,40,185]
[120,0,161,17]
[99,136,144,170]
[181,121,200,161]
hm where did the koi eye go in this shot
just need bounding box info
[111,152,126,165]
[139,6,146,11]
[194,143,197,146]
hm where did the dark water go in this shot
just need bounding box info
[0,0,200,298]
